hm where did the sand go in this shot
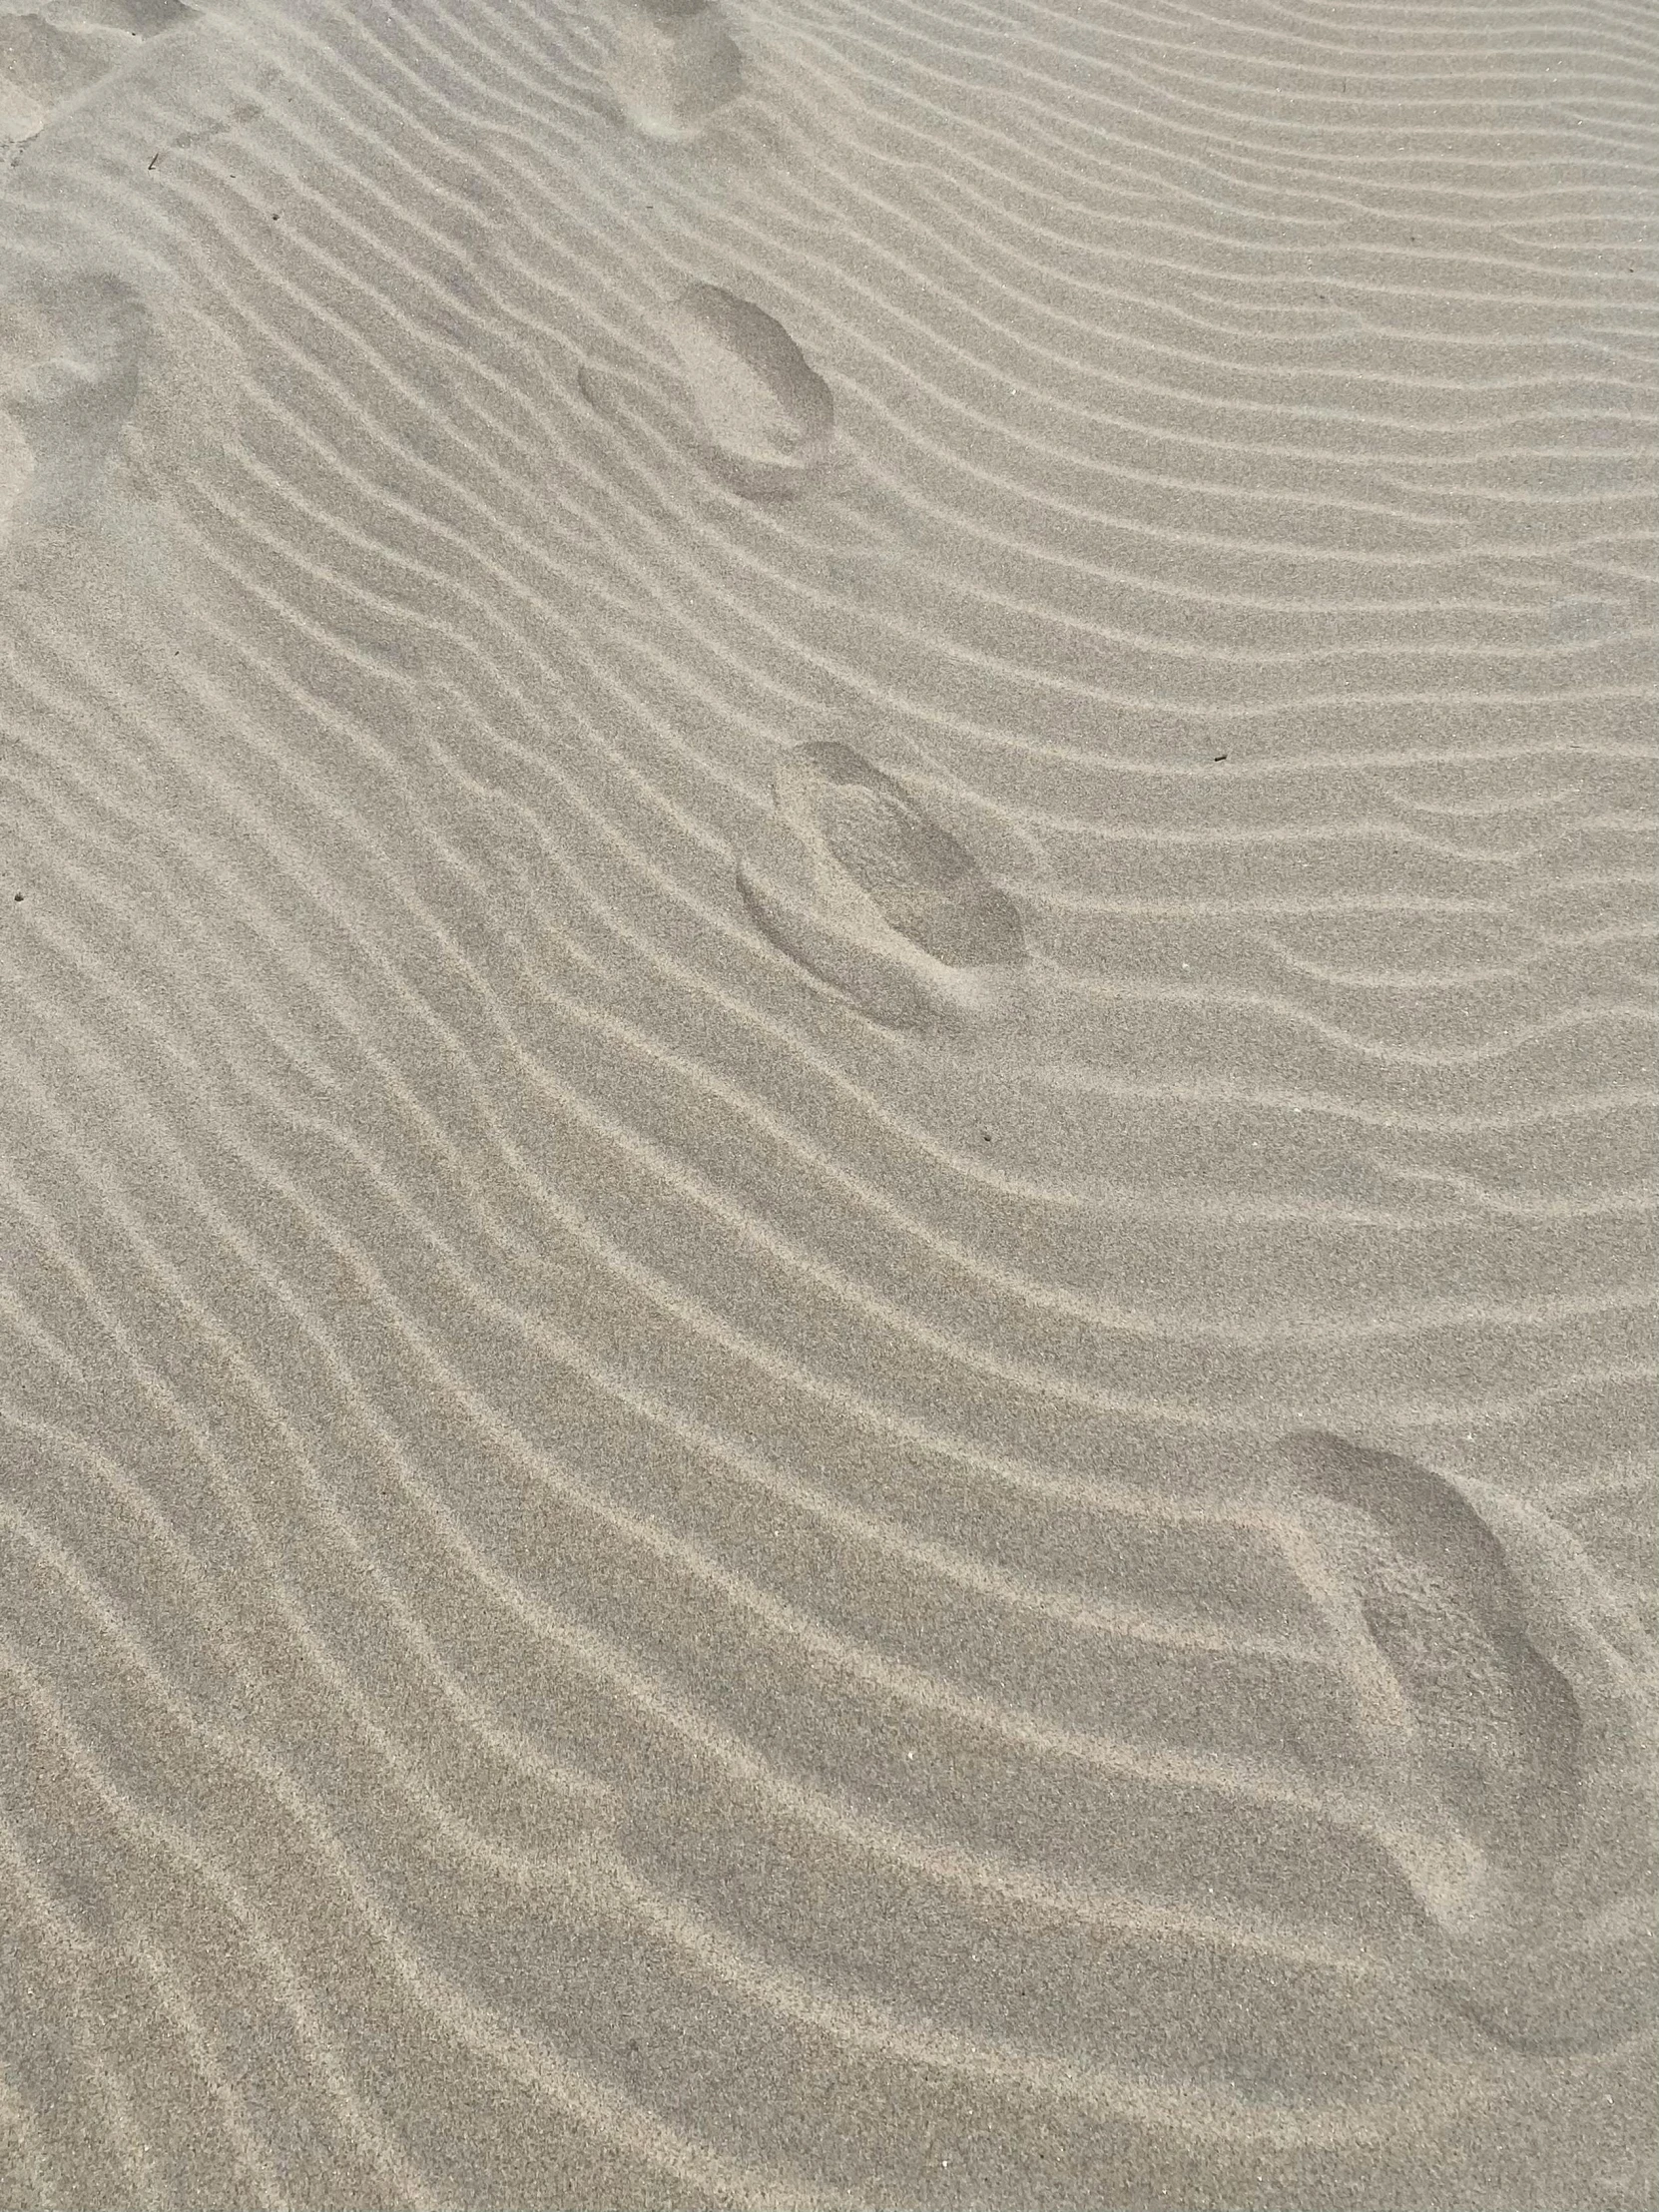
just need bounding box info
[0,0,1655,2204]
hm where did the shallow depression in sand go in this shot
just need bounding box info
[608,0,742,139]
[738,741,1029,1033]
[663,282,833,494]
[0,265,148,543]
[1277,1432,1658,2054]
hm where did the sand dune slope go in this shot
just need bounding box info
[1,0,1655,2202]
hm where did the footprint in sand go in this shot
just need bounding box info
[736,741,1029,1034]
[608,0,741,139]
[1,1,190,167]
[1275,1431,1658,2053]
[0,267,149,547]
[1,12,108,164]
[663,282,831,500]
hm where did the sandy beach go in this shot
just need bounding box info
[1,0,1655,2203]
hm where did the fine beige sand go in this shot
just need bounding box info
[1,0,1656,2205]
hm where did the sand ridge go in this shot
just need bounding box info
[0,0,1655,2202]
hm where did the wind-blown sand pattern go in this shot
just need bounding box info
[0,0,1655,2200]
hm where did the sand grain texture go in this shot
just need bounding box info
[0,0,1655,2203]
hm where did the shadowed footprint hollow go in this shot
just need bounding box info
[1277,1430,1658,2054]
[738,741,1028,1032]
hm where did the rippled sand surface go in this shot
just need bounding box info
[1,0,1655,2204]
